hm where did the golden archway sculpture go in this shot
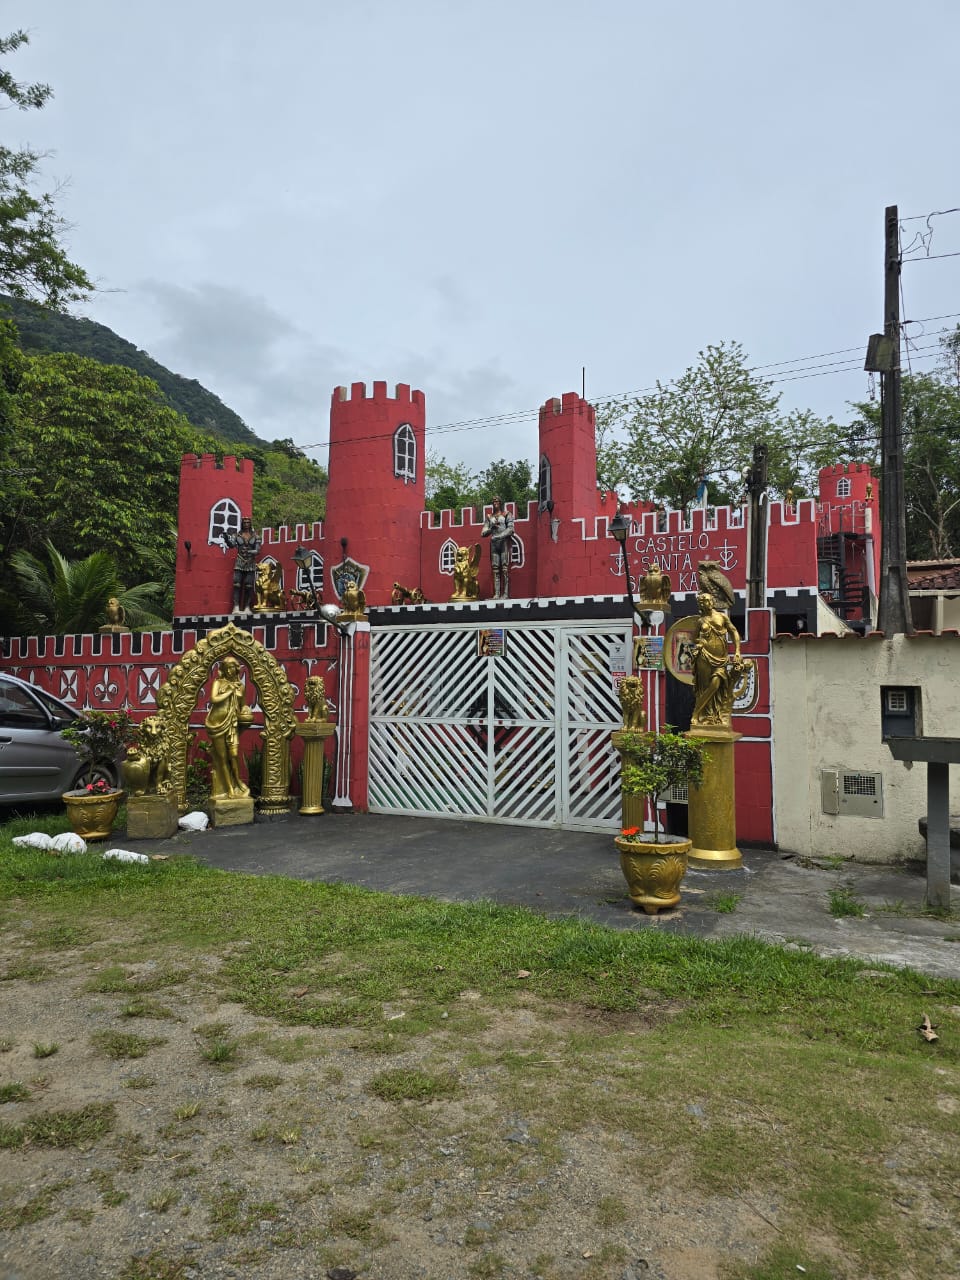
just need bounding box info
[156,622,297,813]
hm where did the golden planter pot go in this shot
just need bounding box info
[62,789,124,841]
[615,835,692,914]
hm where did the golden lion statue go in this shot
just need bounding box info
[451,544,481,601]
[304,675,329,723]
[617,676,646,732]
[120,714,171,796]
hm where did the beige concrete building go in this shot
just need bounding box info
[771,632,960,864]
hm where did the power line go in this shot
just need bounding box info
[294,319,960,455]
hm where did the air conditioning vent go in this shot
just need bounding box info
[839,770,883,817]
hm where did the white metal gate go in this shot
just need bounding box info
[368,618,630,831]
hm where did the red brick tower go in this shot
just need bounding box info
[535,393,598,597]
[173,453,254,618]
[323,382,426,605]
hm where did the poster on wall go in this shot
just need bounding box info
[477,628,505,657]
[636,636,664,671]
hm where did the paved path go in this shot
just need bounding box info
[117,812,960,981]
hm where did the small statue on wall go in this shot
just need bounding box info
[451,544,481,601]
[254,560,286,611]
[637,563,672,613]
[482,496,515,598]
[697,559,736,615]
[304,674,330,723]
[339,578,367,621]
[391,582,426,605]
[205,655,253,799]
[99,597,130,634]
[222,517,261,613]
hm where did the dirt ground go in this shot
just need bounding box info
[0,921,787,1280]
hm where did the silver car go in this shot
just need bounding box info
[0,673,119,806]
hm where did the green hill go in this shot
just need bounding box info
[1,296,268,449]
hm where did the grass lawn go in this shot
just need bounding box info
[1,810,958,1279]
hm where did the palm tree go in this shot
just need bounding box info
[6,539,167,635]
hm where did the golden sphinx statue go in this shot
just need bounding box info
[254,560,285,611]
[451,544,481,601]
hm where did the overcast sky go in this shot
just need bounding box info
[11,1,960,475]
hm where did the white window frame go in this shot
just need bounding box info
[538,454,552,512]
[394,423,416,483]
[209,498,241,546]
[836,477,852,498]
[296,552,324,594]
[439,539,457,576]
[510,535,524,568]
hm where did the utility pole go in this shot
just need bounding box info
[745,440,768,609]
[875,204,913,635]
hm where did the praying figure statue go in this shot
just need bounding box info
[205,656,252,799]
[689,592,749,728]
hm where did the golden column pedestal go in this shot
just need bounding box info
[686,726,742,870]
[295,720,335,815]
[610,730,645,830]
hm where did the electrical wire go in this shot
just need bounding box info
[293,318,960,455]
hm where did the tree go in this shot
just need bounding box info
[849,371,960,560]
[596,341,838,508]
[251,439,328,531]
[476,458,537,513]
[6,539,165,635]
[424,452,480,516]
[3,352,217,588]
[0,30,93,308]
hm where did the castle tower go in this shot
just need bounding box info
[173,454,254,618]
[324,382,426,605]
[535,393,598,597]
[816,462,880,625]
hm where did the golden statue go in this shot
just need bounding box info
[339,579,367,621]
[451,544,481,601]
[205,656,252,799]
[304,674,329,722]
[617,676,646,731]
[689,592,748,728]
[391,582,426,605]
[99,597,130,633]
[254,560,285,611]
[637,562,672,612]
[120,714,171,797]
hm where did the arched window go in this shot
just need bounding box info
[394,423,416,483]
[439,539,457,575]
[836,476,851,498]
[538,454,552,512]
[209,498,241,545]
[510,535,524,568]
[295,552,323,595]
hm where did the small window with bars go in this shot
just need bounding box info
[836,476,852,498]
[439,539,457,575]
[209,498,241,545]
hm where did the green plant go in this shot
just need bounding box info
[709,891,742,914]
[184,738,212,806]
[829,881,867,919]
[61,709,138,786]
[617,727,708,841]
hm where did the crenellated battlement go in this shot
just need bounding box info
[539,392,595,423]
[180,452,253,477]
[332,381,426,409]
[259,521,324,546]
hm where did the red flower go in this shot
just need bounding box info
[621,826,640,837]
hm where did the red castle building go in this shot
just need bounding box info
[3,380,880,843]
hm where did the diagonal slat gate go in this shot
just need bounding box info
[369,617,630,831]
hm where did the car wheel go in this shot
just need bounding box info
[70,761,119,791]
